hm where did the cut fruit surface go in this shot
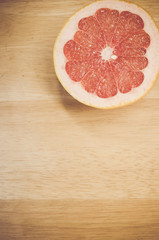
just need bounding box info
[54,0,159,109]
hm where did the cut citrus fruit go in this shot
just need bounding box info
[54,0,159,109]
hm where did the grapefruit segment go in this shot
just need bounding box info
[78,16,106,47]
[117,70,144,93]
[81,71,100,93]
[119,30,150,48]
[116,56,148,70]
[63,40,89,61]
[130,71,144,88]
[65,61,89,82]
[74,31,104,51]
[96,62,118,98]
[117,70,133,93]
[95,8,119,45]
[111,11,144,47]
[110,60,144,93]
[113,47,146,57]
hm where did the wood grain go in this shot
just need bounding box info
[0,199,159,240]
[0,0,159,239]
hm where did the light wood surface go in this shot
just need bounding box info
[0,0,159,239]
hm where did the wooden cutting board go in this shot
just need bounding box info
[0,0,159,239]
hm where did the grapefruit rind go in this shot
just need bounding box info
[53,0,159,109]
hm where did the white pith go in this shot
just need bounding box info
[54,0,159,108]
[101,47,114,60]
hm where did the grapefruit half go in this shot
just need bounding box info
[54,0,159,109]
